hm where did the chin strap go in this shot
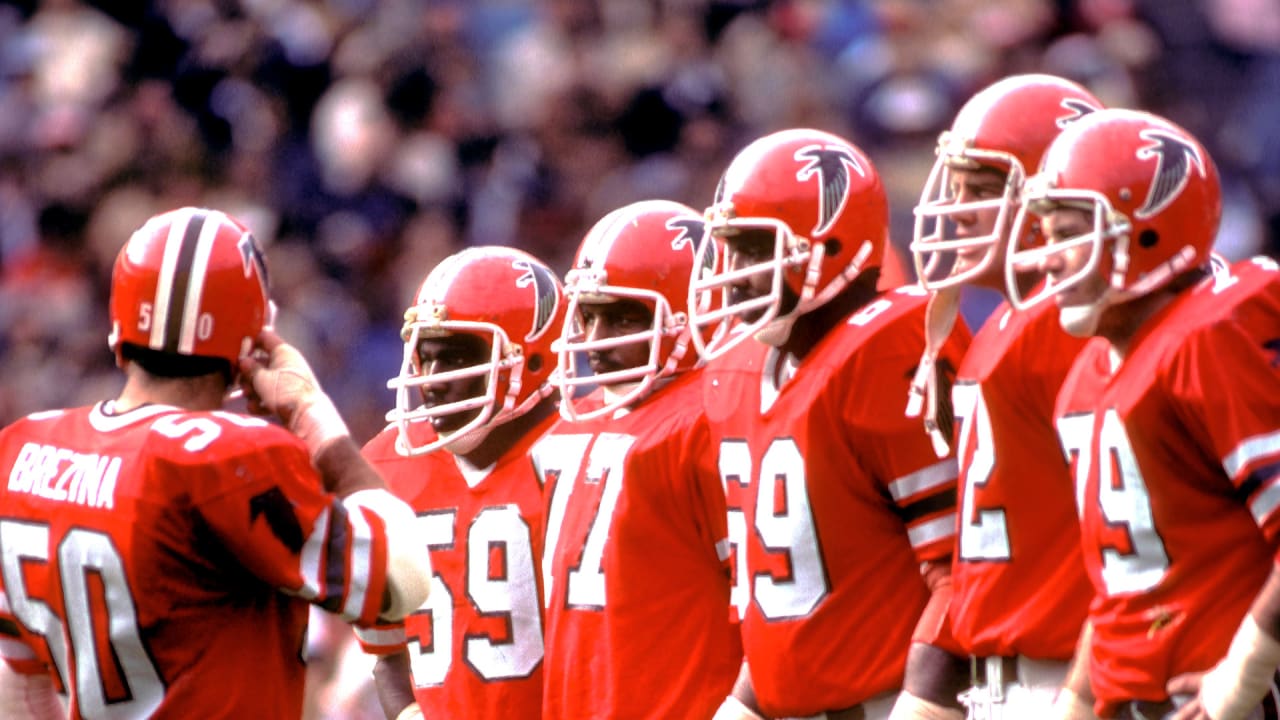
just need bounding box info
[757,240,877,349]
[906,287,958,458]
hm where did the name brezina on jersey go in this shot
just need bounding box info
[7,442,122,509]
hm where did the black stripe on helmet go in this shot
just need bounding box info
[161,210,208,353]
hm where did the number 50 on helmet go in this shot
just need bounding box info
[108,207,271,367]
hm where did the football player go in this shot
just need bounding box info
[356,246,566,720]
[0,207,431,718]
[532,200,743,719]
[907,74,1103,719]
[1006,109,1280,720]
[688,128,972,720]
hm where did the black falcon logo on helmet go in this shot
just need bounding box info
[1056,98,1099,128]
[667,217,707,253]
[513,259,559,342]
[668,216,716,278]
[237,230,269,296]
[1134,129,1206,220]
[794,144,866,236]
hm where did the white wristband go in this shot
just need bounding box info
[1200,614,1280,720]
[711,695,765,720]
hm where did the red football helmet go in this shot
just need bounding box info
[554,200,713,421]
[689,128,887,359]
[108,207,270,365]
[387,246,565,455]
[1006,108,1221,315]
[912,74,1103,289]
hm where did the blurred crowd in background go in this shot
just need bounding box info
[1,0,1277,439]
[0,1,1276,716]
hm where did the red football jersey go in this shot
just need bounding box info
[949,298,1093,660]
[702,286,971,717]
[532,370,742,720]
[1221,256,1280,337]
[0,402,390,719]
[356,413,554,720]
[1055,258,1280,708]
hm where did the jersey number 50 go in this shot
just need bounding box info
[0,520,164,718]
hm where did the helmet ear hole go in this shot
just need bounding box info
[825,238,842,257]
[526,353,544,373]
[1138,229,1159,249]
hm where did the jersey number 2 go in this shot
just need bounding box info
[954,383,1011,561]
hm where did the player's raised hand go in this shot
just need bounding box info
[241,328,349,454]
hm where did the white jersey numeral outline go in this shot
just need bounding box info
[1058,409,1170,595]
[405,507,544,687]
[954,382,1011,561]
[0,520,165,718]
[533,432,636,611]
[717,437,830,619]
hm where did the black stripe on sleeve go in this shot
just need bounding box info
[897,486,957,526]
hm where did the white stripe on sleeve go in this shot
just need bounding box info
[297,506,329,601]
[888,458,957,503]
[906,513,956,548]
[342,504,375,621]
[1223,430,1280,479]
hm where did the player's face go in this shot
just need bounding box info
[946,166,1009,281]
[579,298,652,383]
[1039,207,1109,310]
[414,333,490,433]
[722,227,798,321]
